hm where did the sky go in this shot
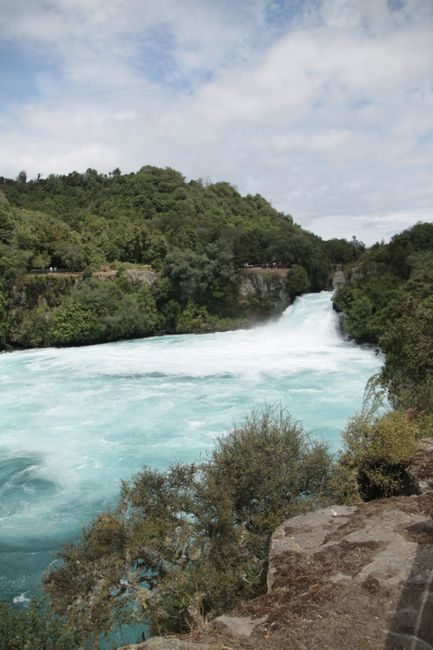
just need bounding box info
[0,0,432,244]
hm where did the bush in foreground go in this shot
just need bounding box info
[0,599,78,650]
[334,410,419,501]
[44,406,334,641]
[40,405,424,646]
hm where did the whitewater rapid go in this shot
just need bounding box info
[0,292,381,600]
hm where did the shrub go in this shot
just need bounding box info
[205,406,333,538]
[285,264,310,297]
[0,599,78,650]
[339,410,418,500]
[44,406,333,640]
[175,301,217,333]
[379,296,433,413]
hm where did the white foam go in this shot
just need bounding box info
[0,292,382,547]
[13,592,30,604]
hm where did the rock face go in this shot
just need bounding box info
[125,268,157,286]
[259,497,433,649]
[92,267,157,286]
[123,440,433,650]
[238,268,290,317]
[332,268,345,292]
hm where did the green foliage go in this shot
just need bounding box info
[0,284,8,346]
[162,242,237,312]
[334,222,433,411]
[51,302,100,345]
[0,204,14,244]
[175,301,218,333]
[49,279,160,346]
[379,295,433,412]
[286,264,310,296]
[9,304,51,348]
[6,275,76,348]
[0,243,31,281]
[0,165,363,349]
[0,599,78,650]
[339,410,418,501]
[4,276,160,348]
[146,232,168,269]
[342,293,374,341]
[325,237,365,264]
[44,406,333,640]
[205,407,333,539]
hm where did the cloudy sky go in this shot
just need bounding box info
[1,0,432,243]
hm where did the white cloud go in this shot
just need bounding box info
[0,0,432,243]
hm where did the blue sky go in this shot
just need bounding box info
[0,0,432,243]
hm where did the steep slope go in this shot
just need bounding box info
[0,167,351,348]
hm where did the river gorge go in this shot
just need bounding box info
[0,291,381,603]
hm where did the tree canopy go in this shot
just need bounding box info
[333,222,433,413]
[0,166,357,349]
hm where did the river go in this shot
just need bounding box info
[0,291,381,602]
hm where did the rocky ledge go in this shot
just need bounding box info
[123,440,433,650]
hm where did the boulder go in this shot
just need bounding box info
[123,439,433,649]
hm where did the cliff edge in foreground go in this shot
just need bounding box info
[124,440,433,650]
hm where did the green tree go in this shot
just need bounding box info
[44,407,333,639]
[342,293,374,342]
[325,237,365,264]
[380,295,433,412]
[49,279,159,346]
[50,302,99,345]
[0,283,8,347]
[175,301,216,333]
[286,264,310,296]
[0,205,14,244]
[0,598,79,650]
[338,410,418,501]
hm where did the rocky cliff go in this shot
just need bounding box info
[123,439,433,650]
[238,268,290,319]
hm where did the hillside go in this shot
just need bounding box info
[0,167,362,349]
[333,221,433,413]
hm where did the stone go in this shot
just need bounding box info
[214,614,268,637]
[332,269,345,291]
[123,438,433,650]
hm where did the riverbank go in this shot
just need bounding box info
[129,438,433,650]
[1,266,298,351]
[0,293,381,603]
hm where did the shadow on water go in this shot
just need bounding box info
[385,516,433,650]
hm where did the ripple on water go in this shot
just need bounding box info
[0,292,382,600]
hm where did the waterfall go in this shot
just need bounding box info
[0,291,381,600]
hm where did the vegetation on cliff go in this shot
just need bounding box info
[333,222,433,412]
[0,167,363,349]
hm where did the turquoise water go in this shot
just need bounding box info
[0,292,381,603]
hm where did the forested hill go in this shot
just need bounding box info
[333,221,433,413]
[0,166,363,349]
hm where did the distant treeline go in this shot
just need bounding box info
[0,166,363,348]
